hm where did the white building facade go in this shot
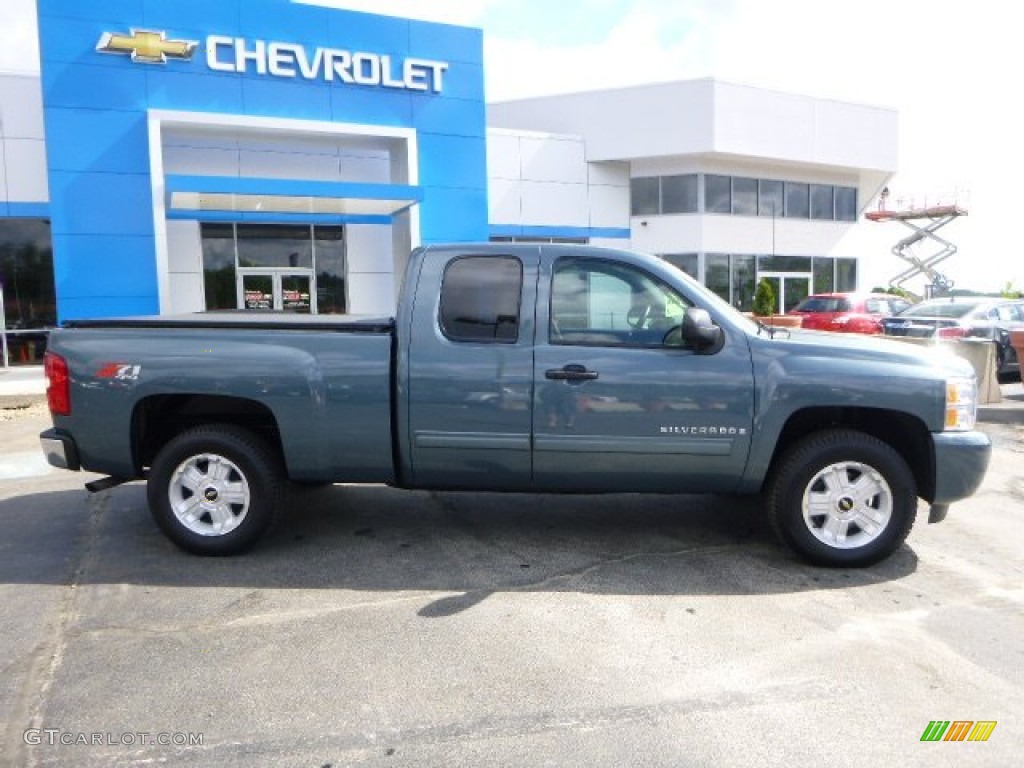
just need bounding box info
[487,79,897,314]
[0,2,897,366]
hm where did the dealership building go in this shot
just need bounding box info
[0,0,896,364]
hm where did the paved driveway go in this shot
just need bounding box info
[1,404,1021,767]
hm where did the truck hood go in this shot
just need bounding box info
[758,327,975,378]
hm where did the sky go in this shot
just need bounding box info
[1,0,1019,293]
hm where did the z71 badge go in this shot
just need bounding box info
[96,363,142,381]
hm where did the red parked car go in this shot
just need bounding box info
[788,292,912,334]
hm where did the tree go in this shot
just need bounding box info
[871,285,913,299]
[753,279,776,317]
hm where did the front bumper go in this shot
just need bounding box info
[40,428,81,471]
[931,430,991,506]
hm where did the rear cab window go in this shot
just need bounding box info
[439,256,523,343]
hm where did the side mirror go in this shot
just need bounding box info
[666,308,723,351]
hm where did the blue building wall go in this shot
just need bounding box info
[36,0,488,321]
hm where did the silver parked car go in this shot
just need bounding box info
[881,296,1024,375]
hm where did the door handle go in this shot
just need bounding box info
[545,364,599,382]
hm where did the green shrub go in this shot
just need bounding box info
[753,279,776,317]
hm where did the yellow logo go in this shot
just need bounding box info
[96,29,198,64]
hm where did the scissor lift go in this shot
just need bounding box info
[865,203,967,298]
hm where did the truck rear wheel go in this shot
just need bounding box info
[147,425,283,556]
[768,429,917,567]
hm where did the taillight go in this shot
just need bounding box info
[937,326,967,339]
[44,352,71,416]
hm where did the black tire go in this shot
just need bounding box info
[767,429,917,567]
[147,425,284,556]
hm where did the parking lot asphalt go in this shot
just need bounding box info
[1,390,1022,767]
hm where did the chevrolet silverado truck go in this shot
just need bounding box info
[39,244,991,566]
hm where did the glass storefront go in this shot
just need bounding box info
[1,219,55,366]
[659,251,858,312]
[201,223,347,313]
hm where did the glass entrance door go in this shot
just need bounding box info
[761,272,812,314]
[238,272,314,312]
[281,274,312,313]
[241,274,274,310]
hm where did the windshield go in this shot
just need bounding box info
[900,301,979,319]
[794,297,851,313]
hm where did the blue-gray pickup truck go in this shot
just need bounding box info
[39,244,991,566]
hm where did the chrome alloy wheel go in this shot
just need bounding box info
[801,461,893,549]
[169,453,251,537]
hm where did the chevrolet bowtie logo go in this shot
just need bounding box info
[96,29,198,64]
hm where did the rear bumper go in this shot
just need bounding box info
[931,430,991,505]
[40,428,81,471]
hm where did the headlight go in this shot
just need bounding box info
[944,376,977,431]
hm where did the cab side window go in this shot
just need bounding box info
[440,256,522,343]
[550,258,691,346]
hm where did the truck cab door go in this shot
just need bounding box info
[532,252,755,493]
[405,248,539,489]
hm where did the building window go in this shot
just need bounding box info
[314,227,347,314]
[200,223,237,311]
[659,253,699,280]
[237,224,313,269]
[732,177,758,216]
[440,256,522,343]
[837,258,858,292]
[705,253,731,303]
[632,174,855,222]
[810,184,835,220]
[758,180,784,218]
[705,175,732,214]
[661,175,699,214]
[630,177,660,216]
[0,218,55,364]
[758,255,812,273]
[784,182,809,218]
[835,186,857,221]
[201,223,347,313]
[732,255,756,311]
[812,257,836,294]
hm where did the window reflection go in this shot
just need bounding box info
[0,218,54,365]
[704,175,731,214]
[630,174,856,222]
[236,224,313,269]
[200,223,347,314]
[0,218,55,329]
[630,177,660,216]
[661,175,699,214]
[784,182,809,218]
[810,184,834,220]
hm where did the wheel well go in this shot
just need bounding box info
[769,407,934,501]
[132,395,283,473]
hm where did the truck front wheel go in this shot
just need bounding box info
[147,425,283,556]
[768,429,918,567]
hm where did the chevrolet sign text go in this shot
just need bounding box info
[206,36,448,92]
